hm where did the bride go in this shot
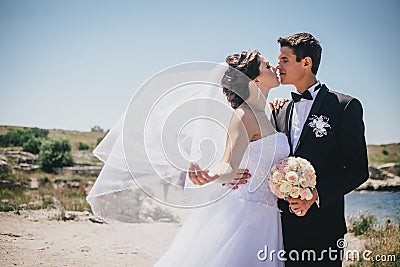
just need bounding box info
[154,50,289,266]
[87,50,289,266]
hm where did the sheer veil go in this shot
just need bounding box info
[86,62,254,223]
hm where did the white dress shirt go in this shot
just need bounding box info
[290,81,321,208]
[290,82,321,152]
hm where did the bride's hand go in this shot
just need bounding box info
[188,163,218,185]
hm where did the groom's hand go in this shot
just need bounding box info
[223,169,251,190]
[287,189,319,217]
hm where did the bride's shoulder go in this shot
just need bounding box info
[233,105,258,123]
[230,106,260,136]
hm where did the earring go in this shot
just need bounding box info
[256,86,261,101]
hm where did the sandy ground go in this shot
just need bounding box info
[0,209,184,267]
[0,209,365,267]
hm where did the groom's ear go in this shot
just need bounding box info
[303,57,313,68]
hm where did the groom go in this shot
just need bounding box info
[267,33,368,266]
[228,33,368,266]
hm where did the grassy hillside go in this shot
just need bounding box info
[0,126,107,212]
[0,125,106,153]
[367,143,400,167]
[0,126,183,221]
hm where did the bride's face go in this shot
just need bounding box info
[255,56,280,90]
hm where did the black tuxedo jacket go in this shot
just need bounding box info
[271,84,369,250]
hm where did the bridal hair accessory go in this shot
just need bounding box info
[268,157,316,201]
[308,115,331,138]
[241,49,255,64]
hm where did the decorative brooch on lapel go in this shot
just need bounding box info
[308,115,331,137]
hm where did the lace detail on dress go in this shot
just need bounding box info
[227,132,290,209]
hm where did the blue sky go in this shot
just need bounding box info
[0,0,399,144]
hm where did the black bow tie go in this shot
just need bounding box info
[291,84,321,103]
[291,90,313,103]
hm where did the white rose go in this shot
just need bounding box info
[289,186,301,198]
[285,171,299,185]
[299,178,308,188]
[272,171,284,183]
[279,181,293,193]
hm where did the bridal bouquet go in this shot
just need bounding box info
[268,157,316,200]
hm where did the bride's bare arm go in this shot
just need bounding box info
[189,108,256,185]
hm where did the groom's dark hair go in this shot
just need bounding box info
[278,33,322,75]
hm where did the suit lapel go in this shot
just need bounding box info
[285,101,294,155]
[294,85,328,154]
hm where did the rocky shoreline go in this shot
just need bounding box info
[356,163,400,191]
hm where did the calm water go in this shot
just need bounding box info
[345,191,400,223]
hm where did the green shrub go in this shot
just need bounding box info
[77,142,91,151]
[22,137,42,154]
[96,137,103,145]
[0,167,12,179]
[30,127,49,139]
[0,127,49,147]
[91,125,104,132]
[38,139,74,173]
[0,128,26,146]
[39,176,50,186]
[0,202,21,212]
[348,212,378,236]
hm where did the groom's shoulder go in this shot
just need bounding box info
[323,85,361,109]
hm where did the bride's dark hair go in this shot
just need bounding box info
[221,50,261,109]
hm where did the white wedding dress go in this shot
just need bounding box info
[154,132,290,267]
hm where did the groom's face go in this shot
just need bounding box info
[277,47,306,86]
